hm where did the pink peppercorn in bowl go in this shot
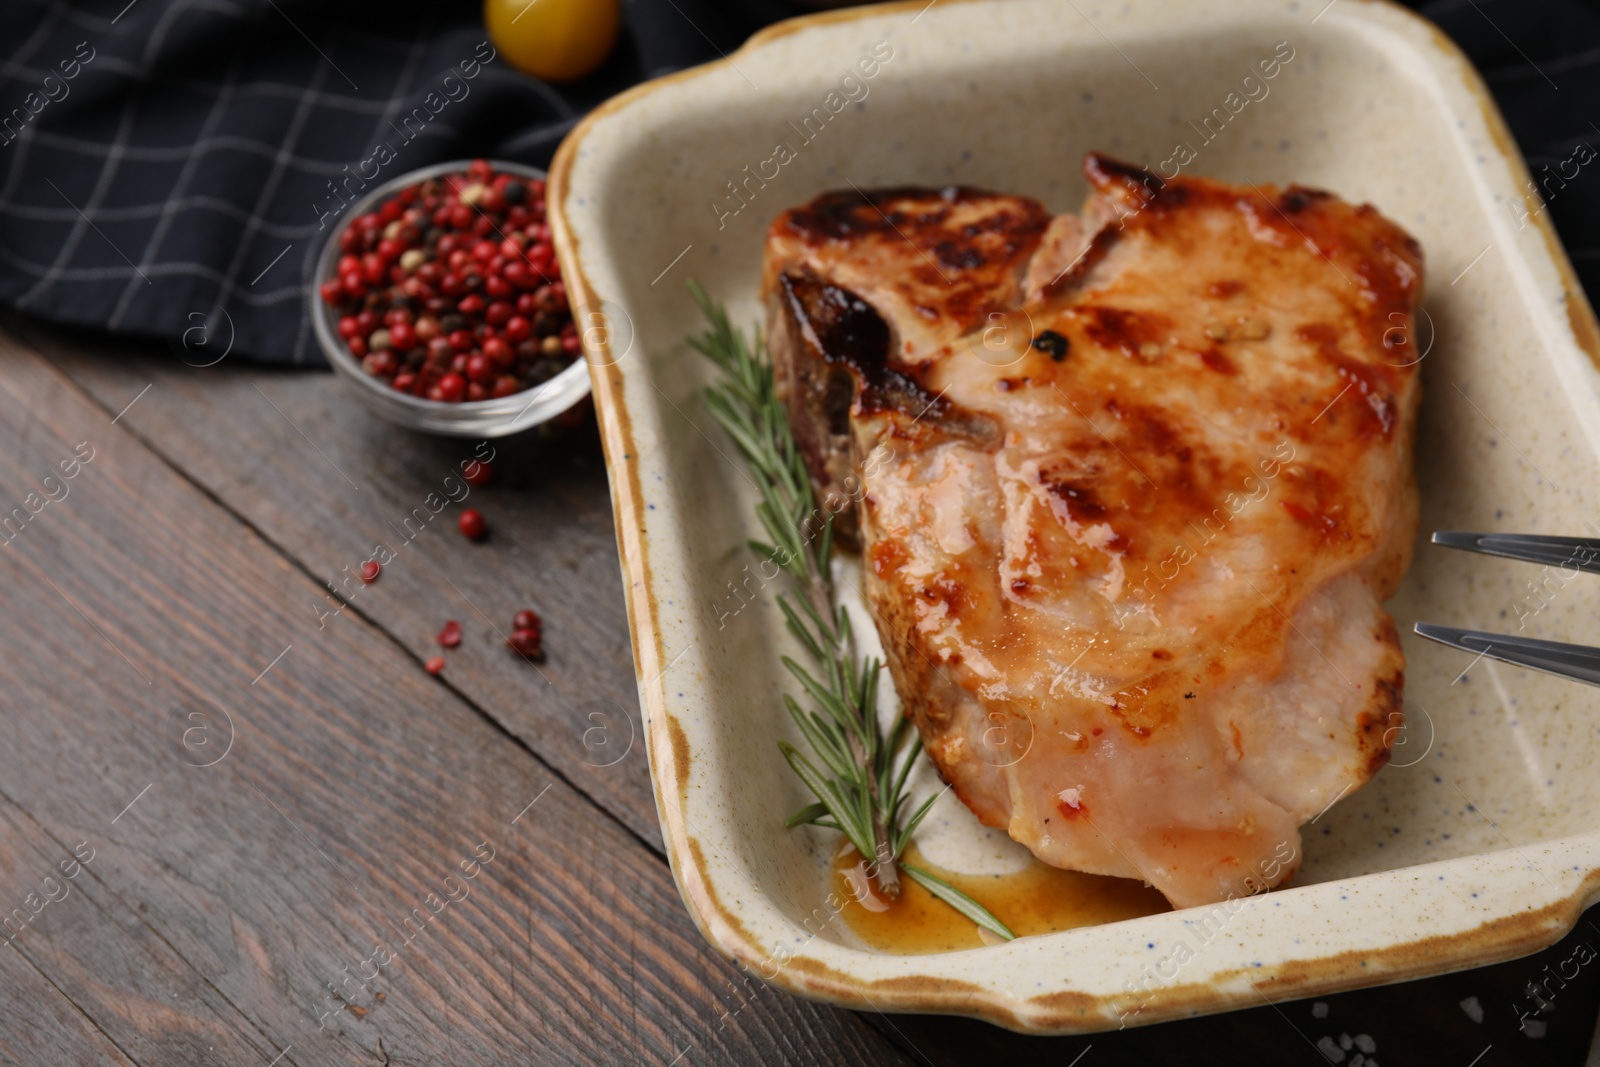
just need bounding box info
[309,159,591,437]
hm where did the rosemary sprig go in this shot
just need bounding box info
[688,280,1014,942]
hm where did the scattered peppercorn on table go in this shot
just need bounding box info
[2,311,1597,1064]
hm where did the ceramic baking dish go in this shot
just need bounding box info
[549,0,1600,1032]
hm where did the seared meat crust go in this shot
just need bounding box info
[763,154,1422,908]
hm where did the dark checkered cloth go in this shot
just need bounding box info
[1420,0,1600,298]
[0,0,802,365]
[0,0,1595,365]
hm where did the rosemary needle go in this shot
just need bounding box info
[689,279,1014,942]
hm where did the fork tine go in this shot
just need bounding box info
[1413,622,1600,687]
[1430,531,1600,574]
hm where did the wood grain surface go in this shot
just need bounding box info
[3,313,1597,1066]
[0,320,904,1066]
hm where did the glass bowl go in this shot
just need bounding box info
[308,159,591,437]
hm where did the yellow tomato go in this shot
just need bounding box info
[485,0,621,84]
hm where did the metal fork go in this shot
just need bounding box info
[1414,532,1600,686]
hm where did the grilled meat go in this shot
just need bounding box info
[763,153,1422,909]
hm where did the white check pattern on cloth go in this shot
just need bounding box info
[0,0,585,364]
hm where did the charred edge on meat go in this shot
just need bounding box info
[782,185,1019,244]
[772,269,998,546]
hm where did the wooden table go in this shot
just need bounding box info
[1,311,1595,1066]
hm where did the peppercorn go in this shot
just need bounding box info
[507,628,543,660]
[1031,330,1069,361]
[458,508,487,540]
[321,164,579,402]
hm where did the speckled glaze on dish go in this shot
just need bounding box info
[548,0,1600,1033]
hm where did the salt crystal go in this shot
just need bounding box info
[1459,996,1484,1023]
[1524,1019,1548,1039]
[1316,1036,1345,1062]
[1312,1001,1330,1018]
[1354,1034,1376,1053]
[1339,1033,1353,1050]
